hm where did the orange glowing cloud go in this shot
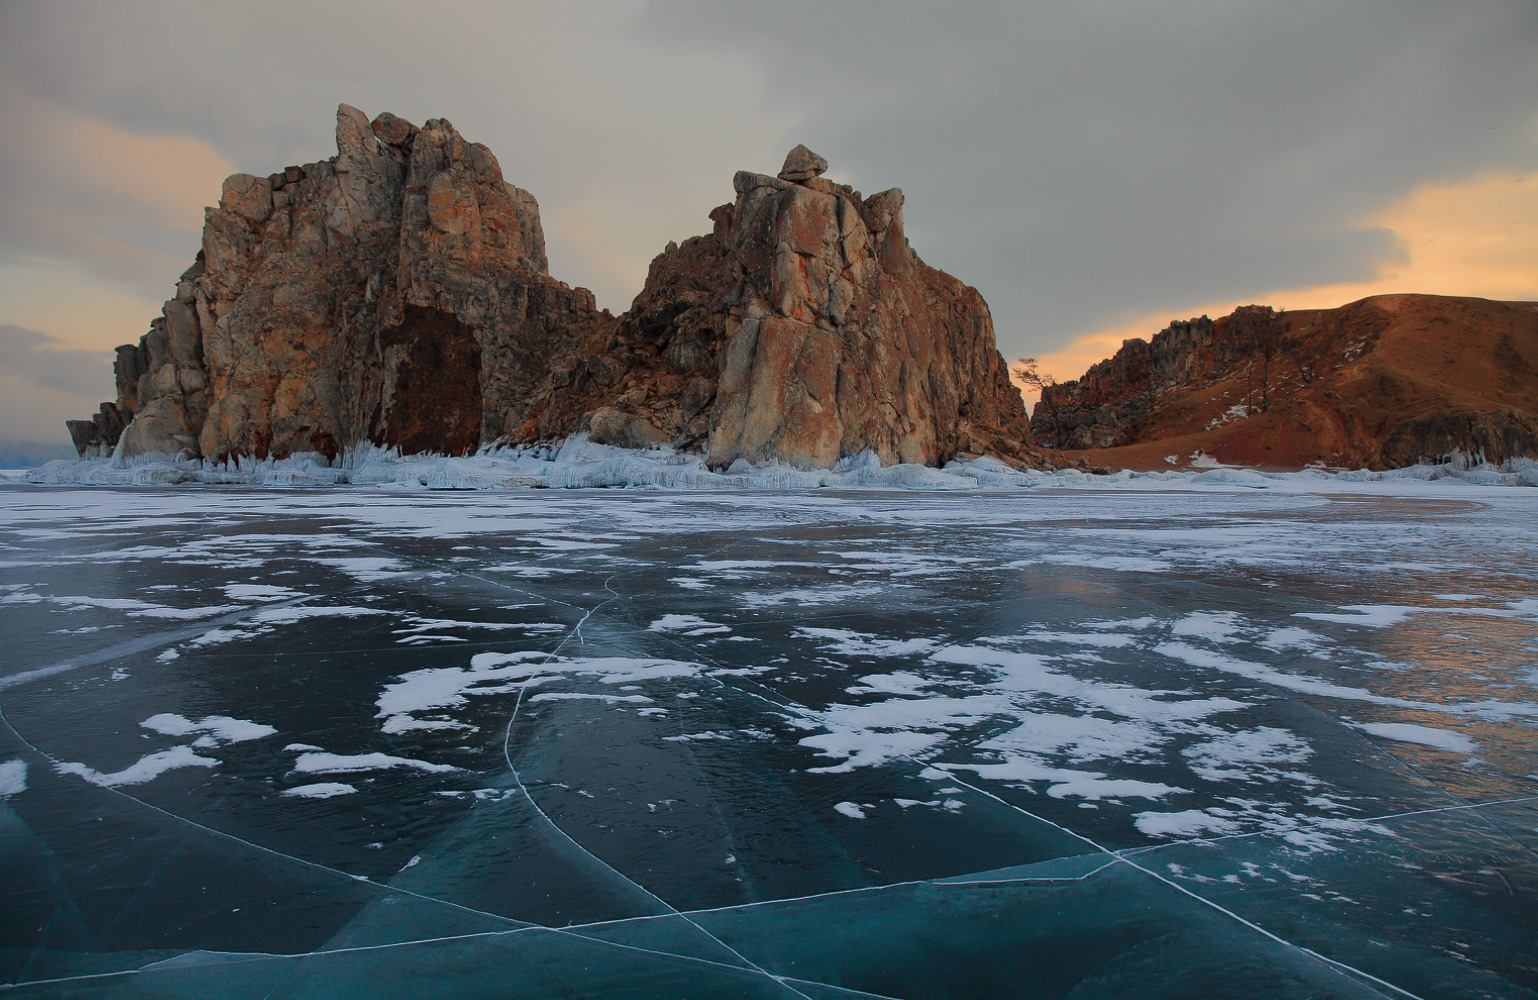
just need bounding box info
[39,108,234,222]
[1018,170,1538,406]
[0,96,235,347]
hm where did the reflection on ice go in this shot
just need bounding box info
[1,481,1535,997]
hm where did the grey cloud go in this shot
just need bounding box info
[0,1,796,313]
[639,1,1538,352]
[0,325,114,398]
[0,146,194,295]
[0,1,1534,364]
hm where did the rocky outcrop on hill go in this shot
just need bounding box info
[1379,408,1538,469]
[67,106,1034,471]
[1035,295,1538,469]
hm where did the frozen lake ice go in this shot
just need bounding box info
[0,479,1535,998]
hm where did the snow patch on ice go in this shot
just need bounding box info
[374,651,707,734]
[793,629,1249,795]
[1039,553,1173,573]
[648,614,731,635]
[1299,600,1538,628]
[1298,605,1417,628]
[282,782,356,799]
[1046,776,1184,800]
[186,626,267,648]
[56,746,219,787]
[251,605,386,626]
[1009,630,1142,652]
[291,752,459,775]
[223,584,303,602]
[1261,626,1325,651]
[1183,727,1313,783]
[845,671,950,697]
[1172,612,1244,643]
[47,595,241,619]
[1135,809,1241,838]
[141,713,277,745]
[1154,640,1538,719]
[0,759,27,798]
[934,643,1247,723]
[800,695,1008,772]
[740,583,888,608]
[949,752,1185,800]
[1353,722,1476,755]
[528,692,654,705]
[796,627,940,658]
[307,557,407,583]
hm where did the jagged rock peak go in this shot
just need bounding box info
[778,144,829,182]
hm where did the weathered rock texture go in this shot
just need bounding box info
[1035,295,1538,469]
[67,107,1034,470]
[544,163,1035,467]
[68,105,603,462]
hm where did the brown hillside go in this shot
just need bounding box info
[1034,294,1538,471]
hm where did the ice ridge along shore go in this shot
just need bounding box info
[16,438,1538,491]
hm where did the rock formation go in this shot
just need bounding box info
[1034,295,1538,469]
[67,105,1035,471]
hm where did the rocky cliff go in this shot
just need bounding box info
[67,107,1034,471]
[1034,295,1538,469]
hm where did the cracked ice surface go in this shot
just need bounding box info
[0,481,1535,997]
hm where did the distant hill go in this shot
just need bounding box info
[1034,294,1538,470]
[0,442,76,469]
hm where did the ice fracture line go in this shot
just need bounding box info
[500,575,816,1000]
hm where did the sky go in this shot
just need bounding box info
[1,1,1535,445]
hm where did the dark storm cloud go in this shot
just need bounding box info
[1,1,1534,358]
[641,1,1538,347]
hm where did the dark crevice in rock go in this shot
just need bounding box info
[378,305,482,457]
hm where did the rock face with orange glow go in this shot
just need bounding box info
[546,149,1036,467]
[1034,295,1538,469]
[71,105,604,461]
[65,106,1035,470]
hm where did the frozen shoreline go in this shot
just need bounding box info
[6,434,1538,491]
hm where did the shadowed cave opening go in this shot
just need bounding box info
[377,304,482,457]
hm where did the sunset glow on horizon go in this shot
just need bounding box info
[2,3,1534,447]
[1019,169,1538,406]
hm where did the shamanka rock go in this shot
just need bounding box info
[67,108,1035,470]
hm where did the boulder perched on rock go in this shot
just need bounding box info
[68,109,1035,470]
[778,144,829,182]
